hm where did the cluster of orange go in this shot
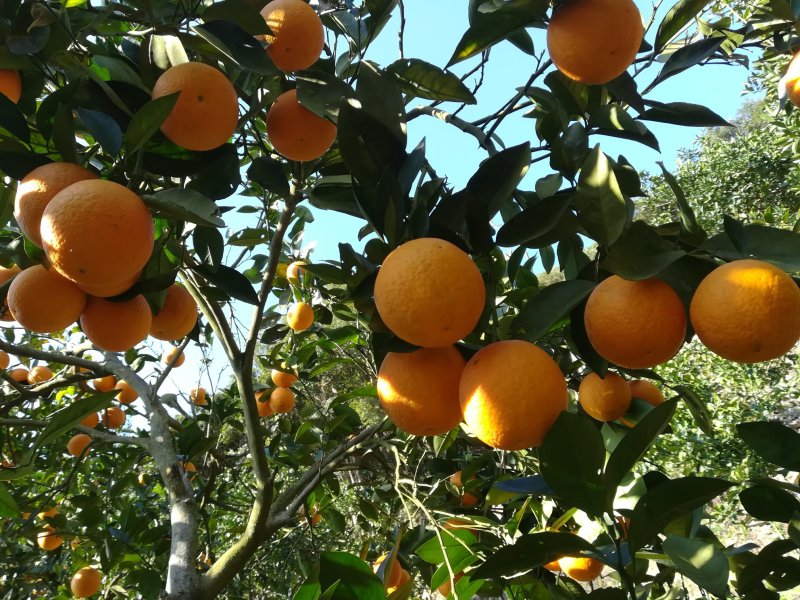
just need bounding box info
[256,367,298,417]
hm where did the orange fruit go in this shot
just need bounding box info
[191,386,207,406]
[76,270,140,298]
[785,51,800,107]
[584,276,686,369]
[183,461,197,474]
[559,556,603,581]
[579,372,631,422]
[80,412,99,428]
[27,365,53,384]
[0,69,21,103]
[103,406,126,429]
[80,295,152,352]
[374,238,485,348]
[269,387,295,413]
[0,264,21,321]
[286,260,307,284]
[449,471,480,507]
[114,380,138,404]
[260,0,324,71]
[138,472,147,486]
[37,526,63,551]
[41,179,154,289]
[0,350,9,369]
[287,302,314,331]
[14,162,98,247]
[67,433,92,457]
[266,89,337,162]
[628,380,664,406]
[6,265,87,333]
[547,0,643,85]
[164,346,185,367]
[271,367,297,388]
[437,572,463,597]
[9,367,28,382]
[543,558,562,572]
[70,566,102,598]
[256,389,274,417]
[373,553,402,589]
[149,284,198,341]
[459,340,567,450]
[388,567,411,595]
[690,259,800,363]
[92,375,116,392]
[37,506,59,520]
[151,62,238,151]
[377,346,465,436]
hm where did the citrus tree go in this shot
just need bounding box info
[1,0,800,599]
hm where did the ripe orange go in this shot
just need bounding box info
[0,264,21,321]
[547,0,643,85]
[6,265,87,333]
[80,412,99,428]
[37,526,63,551]
[628,379,664,406]
[388,567,411,595]
[543,558,562,572]
[14,162,98,247]
[690,259,800,363]
[152,62,238,151]
[9,367,28,382]
[271,367,297,387]
[559,556,603,581]
[92,375,116,392]
[76,270,140,298]
[269,387,295,413]
[37,506,58,520]
[437,572,463,597]
[579,372,631,422]
[80,295,152,352]
[449,471,480,507]
[287,302,314,331]
[286,260,307,284]
[373,554,402,589]
[114,380,138,404]
[70,566,102,598]
[459,340,567,450]
[41,179,154,289]
[377,346,465,436]
[584,276,686,369]
[256,389,274,417]
[164,346,185,367]
[103,406,125,429]
[67,433,92,457]
[785,52,800,107]
[183,461,197,474]
[260,0,324,71]
[27,365,53,384]
[266,89,337,162]
[0,350,8,369]
[191,386,207,406]
[149,284,198,340]
[0,69,21,103]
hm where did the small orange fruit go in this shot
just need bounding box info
[785,51,800,107]
[149,284,198,341]
[37,526,63,551]
[373,553,402,589]
[103,406,125,429]
[37,506,58,520]
[559,556,604,581]
[164,346,185,367]
[387,567,411,595]
[81,295,152,352]
[0,350,9,369]
[114,380,138,404]
[449,471,480,507]
[27,365,53,385]
[152,62,238,151]
[183,461,197,474]
[547,0,643,85]
[377,346,465,436]
[584,276,686,369]
[0,264,21,321]
[41,179,154,290]
[0,69,21,103]
[266,89,337,162]
[256,389,274,417]
[269,387,295,413]
[459,340,567,450]
[287,302,314,331]
[374,238,485,348]
[80,412,99,428]
[92,375,116,393]
[67,433,92,457]
[271,367,297,388]
[8,367,28,382]
[286,260,307,284]
[6,265,87,333]
[690,259,800,363]
[260,0,324,72]
[191,386,207,406]
[543,558,562,572]
[628,379,664,406]
[579,372,631,422]
[14,162,98,248]
[70,566,102,598]
[436,572,463,597]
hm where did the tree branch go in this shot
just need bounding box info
[407,105,498,155]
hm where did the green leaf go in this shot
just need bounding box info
[143,188,224,227]
[0,481,19,517]
[540,412,606,516]
[387,59,476,103]
[0,92,29,143]
[356,61,406,146]
[466,142,530,218]
[605,399,678,507]
[574,145,627,246]
[496,192,571,247]
[296,70,356,122]
[202,0,270,35]
[654,0,714,51]
[649,37,725,90]
[472,532,596,579]
[700,223,800,272]
[77,108,123,156]
[194,264,259,305]
[656,161,705,244]
[31,393,115,457]
[247,156,290,198]
[639,101,731,128]
[602,221,686,279]
[740,485,800,523]
[417,528,477,569]
[365,0,399,33]
[588,104,659,150]
[193,227,224,269]
[308,176,362,218]
[125,93,180,154]
[628,477,733,551]
[663,536,729,597]
[292,581,322,600]
[513,279,595,339]
[737,422,800,470]
[318,552,385,600]
[193,21,276,75]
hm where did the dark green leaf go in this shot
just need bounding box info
[466,142,530,218]
[318,552,385,600]
[656,161,705,244]
[77,108,123,156]
[193,226,224,269]
[700,224,800,272]
[663,536,729,597]
[53,102,77,163]
[672,385,714,436]
[365,0,399,33]
[472,532,596,579]
[0,481,19,517]
[297,70,356,122]
[639,101,731,128]
[649,37,725,90]
[32,393,115,456]
[303,263,347,284]
[194,264,259,305]
[143,188,224,227]
[493,475,555,495]
[193,21,276,75]
[737,422,800,470]
[292,581,322,600]
[514,279,595,339]
[125,93,180,154]
[655,0,714,51]
[202,0,270,35]
[308,176,362,218]
[496,193,571,247]
[356,61,406,146]
[388,58,476,103]
[0,92,29,143]
[602,221,686,279]
[248,156,290,198]
[740,485,800,523]
[574,145,627,246]
[588,104,659,150]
